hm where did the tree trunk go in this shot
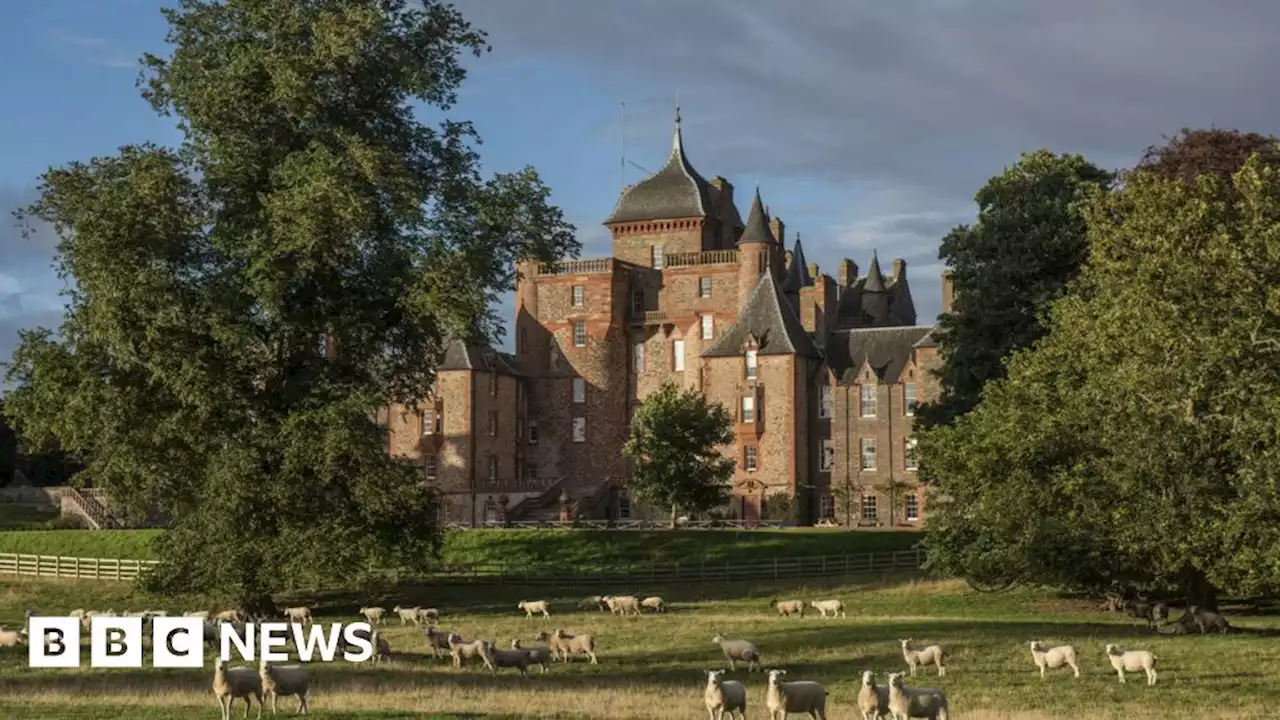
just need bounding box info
[1182,566,1219,611]
[670,502,678,530]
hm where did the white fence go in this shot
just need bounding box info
[0,553,158,582]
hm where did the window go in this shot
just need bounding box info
[424,455,438,481]
[905,437,919,471]
[487,455,497,481]
[701,314,714,340]
[820,439,834,472]
[699,276,712,298]
[904,382,917,416]
[488,411,498,436]
[741,395,756,423]
[860,384,877,417]
[618,492,631,519]
[571,285,584,306]
[572,417,586,443]
[860,438,877,470]
[528,420,539,445]
[906,493,919,522]
[529,464,539,481]
[744,446,758,471]
[421,409,440,435]
[745,350,758,380]
[819,493,834,520]
[489,371,498,396]
[819,386,833,419]
[633,342,645,372]
[673,339,685,372]
[484,498,498,523]
[651,244,664,269]
[572,377,586,403]
[632,289,645,318]
[573,321,586,347]
[861,494,878,522]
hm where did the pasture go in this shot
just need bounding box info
[1,574,1278,719]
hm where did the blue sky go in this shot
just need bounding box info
[2,0,1278,357]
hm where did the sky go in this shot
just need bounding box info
[1,0,1278,359]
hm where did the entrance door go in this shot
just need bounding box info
[743,495,761,525]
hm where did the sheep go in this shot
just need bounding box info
[282,606,312,626]
[202,620,220,649]
[712,634,761,672]
[1105,644,1158,685]
[81,609,115,629]
[69,608,87,621]
[214,609,243,623]
[144,609,168,617]
[704,669,747,720]
[1152,602,1170,627]
[640,596,666,613]
[359,606,386,625]
[548,628,598,664]
[510,639,551,674]
[886,671,949,720]
[371,630,391,663]
[424,626,453,659]
[603,595,642,616]
[481,640,532,677]
[900,639,947,677]
[213,657,263,720]
[0,630,25,648]
[1124,600,1157,630]
[1028,641,1079,679]
[858,670,889,720]
[391,605,420,626]
[774,600,805,618]
[809,599,846,619]
[185,610,211,620]
[258,658,310,716]
[1187,605,1230,634]
[578,595,607,612]
[448,633,493,670]
[517,600,551,619]
[416,607,440,624]
[765,668,828,720]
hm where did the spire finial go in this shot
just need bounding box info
[675,89,681,126]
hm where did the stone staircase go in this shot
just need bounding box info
[507,477,620,522]
[60,488,117,530]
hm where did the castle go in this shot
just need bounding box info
[382,113,953,527]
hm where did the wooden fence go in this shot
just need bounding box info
[444,519,789,531]
[0,553,159,581]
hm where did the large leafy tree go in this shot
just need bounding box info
[922,152,1280,607]
[917,151,1113,429]
[623,382,734,528]
[1136,128,1280,192]
[4,0,577,609]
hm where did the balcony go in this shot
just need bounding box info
[535,258,613,276]
[629,309,672,326]
[665,250,739,268]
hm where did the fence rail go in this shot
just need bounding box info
[445,519,789,531]
[0,553,158,582]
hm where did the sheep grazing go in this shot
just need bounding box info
[858,670,889,720]
[69,609,87,621]
[578,595,607,612]
[0,630,25,648]
[359,606,386,625]
[1028,641,1079,679]
[517,600,551,619]
[886,671,949,720]
[282,606,312,626]
[416,607,440,624]
[213,657,263,720]
[1187,605,1230,635]
[809,599,846,619]
[510,639,551,674]
[1123,600,1157,630]
[712,634,761,672]
[704,669,747,720]
[603,595,642,616]
[900,639,947,677]
[214,609,243,623]
[185,610,211,620]
[547,628,598,664]
[1105,644,1158,685]
[774,600,805,618]
[370,630,391,663]
[202,621,220,649]
[481,640,532,677]
[424,626,453,659]
[258,658,311,715]
[448,633,493,670]
[765,668,828,720]
[391,605,420,626]
[641,596,666,613]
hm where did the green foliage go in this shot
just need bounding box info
[623,381,735,528]
[1137,128,1280,194]
[923,152,1280,606]
[761,491,792,523]
[918,150,1113,430]
[2,0,577,610]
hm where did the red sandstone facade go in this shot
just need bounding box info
[384,115,950,527]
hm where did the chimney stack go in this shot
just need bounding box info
[942,269,955,314]
[807,262,819,279]
[837,259,859,287]
[892,258,906,281]
[769,217,785,245]
[784,250,794,269]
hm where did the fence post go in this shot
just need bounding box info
[822,556,827,575]
[773,558,778,580]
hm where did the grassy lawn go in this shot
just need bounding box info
[0,504,65,531]
[0,574,1277,719]
[0,527,922,567]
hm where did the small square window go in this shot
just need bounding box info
[744,446,758,472]
[861,494,878,522]
[573,321,586,347]
[699,277,712,298]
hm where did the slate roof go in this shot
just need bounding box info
[703,271,822,358]
[863,252,887,292]
[440,339,522,376]
[826,326,933,384]
[604,113,712,225]
[737,189,777,245]
[782,234,814,293]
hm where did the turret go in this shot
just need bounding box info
[736,188,776,306]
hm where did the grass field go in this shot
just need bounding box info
[0,527,922,567]
[1,573,1277,719]
[0,504,65,531]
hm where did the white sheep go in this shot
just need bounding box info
[704,668,747,720]
[510,638,551,674]
[448,633,493,670]
[641,596,666,613]
[809,599,846,619]
[1105,644,1158,685]
[900,639,947,677]
[1029,641,1079,679]
[774,600,805,618]
[258,657,310,715]
[417,607,440,623]
[578,595,607,612]
[359,606,386,625]
[214,609,243,623]
[712,634,761,672]
[392,605,420,626]
[482,640,532,677]
[517,600,551,619]
[603,595,642,616]
[185,610,210,620]
[857,670,889,720]
[538,629,599,664]
[765,668,828,720]
[0,630,25,648]
[886,671,949,720]
[213,657,263,720]
[282,606,312,626]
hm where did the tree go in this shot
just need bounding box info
[917,151,1113,430]
[1136,128,1280,193]
[623,382,735,528]
[3,0,577,610]
[922,152,1280,607]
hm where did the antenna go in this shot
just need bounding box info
[620,100,626,190]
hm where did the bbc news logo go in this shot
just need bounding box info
[28,617,375,668]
